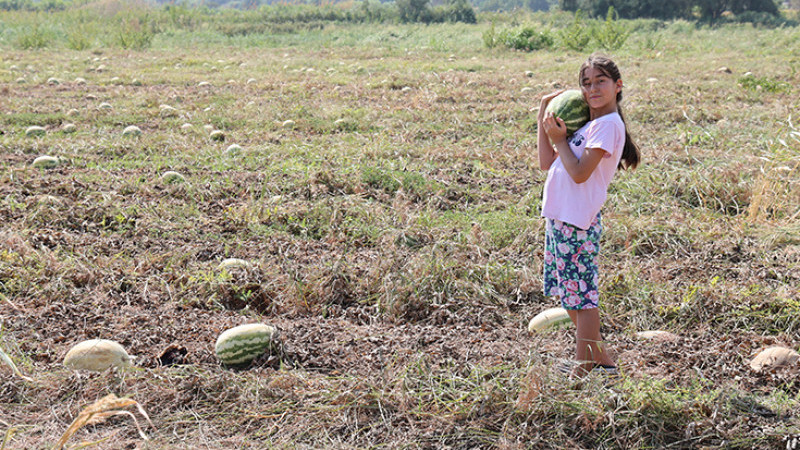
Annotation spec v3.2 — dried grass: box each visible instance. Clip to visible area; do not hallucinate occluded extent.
[55,393,154,450]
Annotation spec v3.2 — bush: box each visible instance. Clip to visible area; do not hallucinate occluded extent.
[592,6,630,50]
[556,10,592,51]
[733,11,798,28]
[441,0,477,24]
[65,20,98,50]
[116,13,156,49]
[397,0,432,23]
[483,21,499,48]
[14,23,54,49]
[498,26,555,51]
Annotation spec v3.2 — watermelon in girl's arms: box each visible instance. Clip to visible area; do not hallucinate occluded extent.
[545,90,590,136]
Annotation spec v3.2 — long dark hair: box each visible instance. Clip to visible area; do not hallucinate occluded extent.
[579,54,640,170]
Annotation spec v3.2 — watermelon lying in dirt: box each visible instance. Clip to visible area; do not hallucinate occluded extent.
[215,323,278,367]
[528,307,572,332]
[545,89,590,136]
[63,339,133,371]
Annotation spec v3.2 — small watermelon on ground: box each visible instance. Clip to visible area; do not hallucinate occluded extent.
[750,346,799,372]
[63,339,133,371]
[25,126,46,137]
[218,258,249,270]
[210,130,225,141]
[544,89,590,136]
[528,307,572,332]
[215,323,278,367]
[161,171,185,184]
[122,125,142,137]
[635,330,679,342]
[32,155,60,169]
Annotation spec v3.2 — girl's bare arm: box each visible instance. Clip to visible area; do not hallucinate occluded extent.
[542,114,604,184]
[537,91,563,171]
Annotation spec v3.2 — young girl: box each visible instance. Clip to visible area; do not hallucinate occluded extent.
[537,54,640,378]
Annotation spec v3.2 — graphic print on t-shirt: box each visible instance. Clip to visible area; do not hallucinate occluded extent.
[570,132,584,148]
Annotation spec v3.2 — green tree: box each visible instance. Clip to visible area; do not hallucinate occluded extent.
[559,0,777,20]
[732,0,779,14]
[397,0,432,22]
[443,0,477,23]
[696,0,779,21]
[526,0,552,10]
[559,0,579,10]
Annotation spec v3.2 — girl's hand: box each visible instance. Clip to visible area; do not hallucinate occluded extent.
[542,112,568,143]
[538,90,565,123]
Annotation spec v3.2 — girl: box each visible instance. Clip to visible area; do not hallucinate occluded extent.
[537,54,640,378]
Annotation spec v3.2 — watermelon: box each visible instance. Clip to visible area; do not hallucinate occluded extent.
[544,90,590,136]
[635,330,679,341]
[25,126,46,137]
[161,171,185,184]
[750,346,799,372]
[217,258,250,271]
[215,323,278,367]
[122,125,142,137]
[32,155,60,169]
[528,307,572,333]
[64,339,133,372]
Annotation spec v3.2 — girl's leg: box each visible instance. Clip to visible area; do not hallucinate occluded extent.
[568,308,615,375]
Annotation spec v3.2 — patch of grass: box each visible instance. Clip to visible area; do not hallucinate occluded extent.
[738,74,791,93]
[13,22,54,49]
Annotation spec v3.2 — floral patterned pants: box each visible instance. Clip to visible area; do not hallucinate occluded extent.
[543,214,602,310]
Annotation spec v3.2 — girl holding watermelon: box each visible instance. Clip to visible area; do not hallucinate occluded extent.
[537,54,640,378]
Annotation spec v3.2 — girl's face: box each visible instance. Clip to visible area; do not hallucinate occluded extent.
[580,66,622,118]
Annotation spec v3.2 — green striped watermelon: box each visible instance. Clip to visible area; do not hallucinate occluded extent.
[215,323,278,367]
[544,89,590,136]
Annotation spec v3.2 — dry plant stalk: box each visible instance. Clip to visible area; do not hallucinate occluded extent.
[2,427,17,450]
[515,366,546,411]
[55,393,154,450]
[0,347,33,382]
[0,293,20,311]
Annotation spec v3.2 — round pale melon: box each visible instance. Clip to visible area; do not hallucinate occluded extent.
[122,125,142,137]
[750,346,799,372]
[159,105,178,117]
[218,258,249,270]
[64,339,133,371]
[215,324,278,367]
[161,171,185,184]
[635,330,679,341]
[210,130,225,141]
[32,155,60,169]
[528,307,572,333]
[25,126,46,137]
[225,144,242,156]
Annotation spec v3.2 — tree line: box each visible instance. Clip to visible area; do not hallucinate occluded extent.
[557,0,781,20]
[0,0,790,26]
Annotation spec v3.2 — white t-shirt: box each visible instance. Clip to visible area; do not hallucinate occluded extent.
[541,112,625,230]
